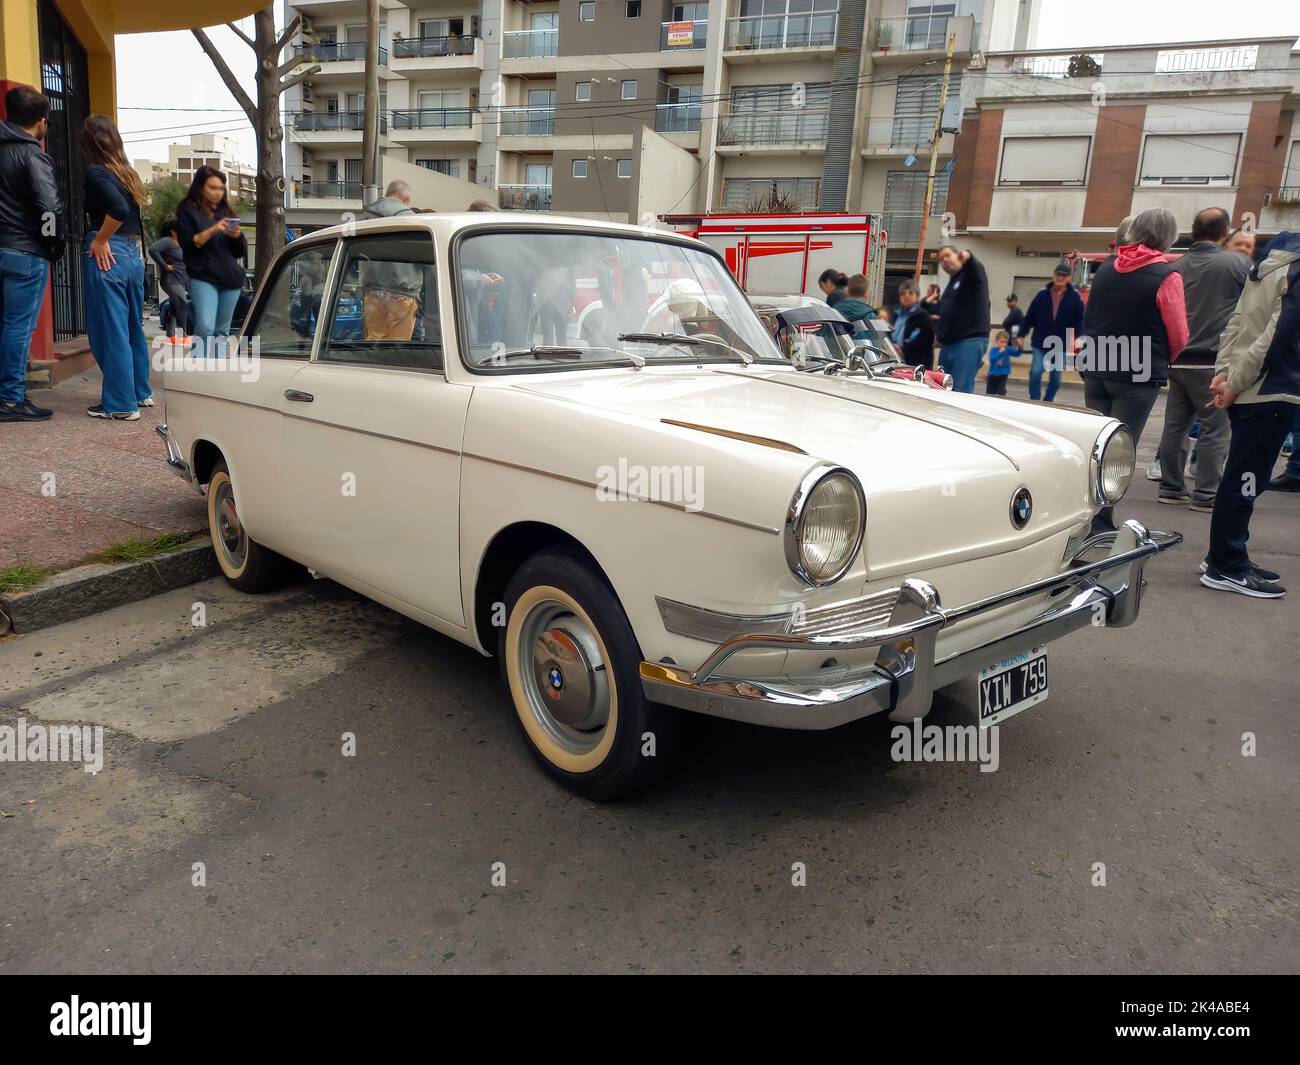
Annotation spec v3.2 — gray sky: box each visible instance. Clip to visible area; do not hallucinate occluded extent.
[117,3,1300,166]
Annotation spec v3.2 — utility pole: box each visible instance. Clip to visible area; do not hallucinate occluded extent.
[360,0,381,205]
[913,31,957,283]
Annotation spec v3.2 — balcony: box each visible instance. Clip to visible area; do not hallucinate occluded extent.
[499,184,552,211]
[660,20,708,51]
[860,116,954,156]
[881,211,948,247]
[724,11,837,53]
[502,28,558,60]
[872,14,973,59]
[392,34,474,59]
[295,41,389,64]
[655,102,701,134]
[1262,186,1300,232]
[498,107,555,137]
[295,179,363,201]
[389,108,481,143]
[293,110,387,134]
[718,110,829,151]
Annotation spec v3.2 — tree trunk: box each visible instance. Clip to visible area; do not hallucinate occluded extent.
[253,8,285,285]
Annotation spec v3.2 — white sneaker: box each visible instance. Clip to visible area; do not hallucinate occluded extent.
[140,397,155,408]
[1145,459,1161,481]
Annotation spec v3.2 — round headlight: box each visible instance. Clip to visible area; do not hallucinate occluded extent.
[1092,424,1136,505]
[785,467,866,586]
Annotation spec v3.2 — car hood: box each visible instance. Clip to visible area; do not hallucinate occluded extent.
[512,366,1098,579]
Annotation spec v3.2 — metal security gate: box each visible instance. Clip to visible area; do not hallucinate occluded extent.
[38,0,90,341]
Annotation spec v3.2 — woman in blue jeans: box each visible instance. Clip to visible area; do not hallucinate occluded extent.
[80,114,151,420]
[176,165,247,358]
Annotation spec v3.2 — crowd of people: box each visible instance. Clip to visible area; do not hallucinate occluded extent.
[820,204,1298,601]
[0,86,248,423]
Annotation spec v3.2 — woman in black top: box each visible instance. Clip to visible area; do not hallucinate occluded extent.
[817,269,848,308]
[81,113,151,419]
[176,165,247,357]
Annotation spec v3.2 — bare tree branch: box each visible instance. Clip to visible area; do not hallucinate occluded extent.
[191,28,257,123]
[277,53,312,81]
[275,14,302,54]
[279,64,321,93]
[226,21,256,49]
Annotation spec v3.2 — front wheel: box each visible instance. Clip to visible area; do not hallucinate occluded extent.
[206,460,289,592]
[500,549,674,800]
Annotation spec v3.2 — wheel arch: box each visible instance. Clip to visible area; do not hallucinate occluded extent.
[191,438,226,486]
[473,521,616,655]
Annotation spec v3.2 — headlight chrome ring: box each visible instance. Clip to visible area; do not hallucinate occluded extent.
[784,465,866,587]
[1091,422,1136,505]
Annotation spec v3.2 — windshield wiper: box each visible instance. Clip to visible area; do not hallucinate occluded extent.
[618,331,754,365]
[490,345,647,370]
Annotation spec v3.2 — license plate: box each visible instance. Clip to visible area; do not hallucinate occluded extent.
[977,646,1048,727]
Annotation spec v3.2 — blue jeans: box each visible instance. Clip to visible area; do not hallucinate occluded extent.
[0,246,50,403]
[189,277,241,358]
[83,234,151,414]
[1028,345,1063,402]
[938,336,984,394]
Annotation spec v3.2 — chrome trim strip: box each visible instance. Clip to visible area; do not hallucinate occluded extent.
[282,411,462,456]
[660,418,808,455]
[641,520,1182,730]
[655,587,901,644]
[461,451,781,535]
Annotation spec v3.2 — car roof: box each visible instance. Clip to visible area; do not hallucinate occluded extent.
[297,212,703,246]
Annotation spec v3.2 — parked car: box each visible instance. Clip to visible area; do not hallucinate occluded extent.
[157,214,1182,799]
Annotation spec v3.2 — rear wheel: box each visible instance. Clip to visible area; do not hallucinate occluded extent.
[206,461,288,592]
[500,549,674,800]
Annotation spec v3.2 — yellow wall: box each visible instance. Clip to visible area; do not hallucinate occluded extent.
[1,0,262,114]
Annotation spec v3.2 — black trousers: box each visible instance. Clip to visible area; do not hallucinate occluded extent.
[985,374,1008,396]
[160,272,190,336]
[1208,402,1295,575]
[1083,376,1162,529]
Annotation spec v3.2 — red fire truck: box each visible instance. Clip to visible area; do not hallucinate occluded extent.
[661,212,887,308]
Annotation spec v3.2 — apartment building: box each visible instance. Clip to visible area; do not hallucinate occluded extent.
[280,0,1032,237]
[943,35,1300,306]
[168,134,258,202]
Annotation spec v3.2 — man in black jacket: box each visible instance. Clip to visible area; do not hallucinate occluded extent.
[935,245,991,393]
[0,85,63,422]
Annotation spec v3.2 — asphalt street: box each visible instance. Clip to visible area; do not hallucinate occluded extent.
[1,421,1297,974]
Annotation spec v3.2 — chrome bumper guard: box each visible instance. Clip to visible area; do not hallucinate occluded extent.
[640,520,1182,730]
[155,423,194,484]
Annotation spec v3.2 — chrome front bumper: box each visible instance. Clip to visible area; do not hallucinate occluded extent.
[155,422,194,484]
[640,520,1182,730]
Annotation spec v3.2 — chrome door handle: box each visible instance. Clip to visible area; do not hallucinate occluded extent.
[284,389,314,402]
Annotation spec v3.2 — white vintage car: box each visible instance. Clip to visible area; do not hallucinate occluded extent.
[157,214,1181,799]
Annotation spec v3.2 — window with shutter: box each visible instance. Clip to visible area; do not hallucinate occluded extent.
[998,136,1091,186]
[1138,133,1240,186]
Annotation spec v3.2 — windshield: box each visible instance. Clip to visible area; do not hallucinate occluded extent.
[456,229,785,369]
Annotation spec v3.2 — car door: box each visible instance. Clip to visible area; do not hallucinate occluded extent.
[201,237,336,555]
[278,230,471,627]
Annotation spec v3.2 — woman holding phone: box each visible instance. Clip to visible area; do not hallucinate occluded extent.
[176,165,247,357]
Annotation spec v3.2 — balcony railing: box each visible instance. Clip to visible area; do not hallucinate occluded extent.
[1011,53,1104,78]
[391,34,476,59]
[293,110,387,133]
[874,14,953,52]
[502,28,558,59]
[725,11,837,51]
[295,42,388,64]
[297,179,363,200]
[655,102,702,133]
[391,108,475,130]
[499,184,552,211]
[881,211,948,247]
[498,106,555,136]
[1155,44,1258,73]
[719,109,829,146]
[659,20,708,50]
[1274,186,1300,205]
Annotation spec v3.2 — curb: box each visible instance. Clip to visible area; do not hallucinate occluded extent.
[0,539,219,635]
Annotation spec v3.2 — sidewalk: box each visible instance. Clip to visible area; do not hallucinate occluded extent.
[0,350,206,571]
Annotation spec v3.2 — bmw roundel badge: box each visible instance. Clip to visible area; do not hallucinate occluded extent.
[1010,488,1033,529]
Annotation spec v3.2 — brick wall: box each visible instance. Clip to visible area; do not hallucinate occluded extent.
[1236,100,1289,232]
[1081,104,1146,231]
[965,108,1003,228]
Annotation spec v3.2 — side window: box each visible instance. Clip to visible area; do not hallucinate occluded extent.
[248,242,336,358]
[319,232,441,371]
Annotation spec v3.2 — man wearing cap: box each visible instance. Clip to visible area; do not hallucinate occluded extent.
[1001,293,1025,351]
[1021,261,1086,402]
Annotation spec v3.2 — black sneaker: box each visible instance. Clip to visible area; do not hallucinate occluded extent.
[86,405,141,421]
[1199,565,1286,599]
[1199,559,1281,583]
[0,398,53,421]
[1268,475,1300,493]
